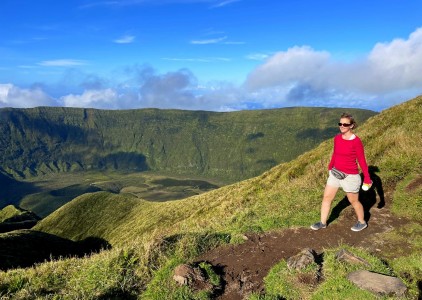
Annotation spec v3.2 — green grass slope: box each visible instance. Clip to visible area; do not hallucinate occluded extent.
[36,96,421,246]
[0,107,376,183]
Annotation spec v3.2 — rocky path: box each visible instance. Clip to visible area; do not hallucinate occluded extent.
[196,194,410,299]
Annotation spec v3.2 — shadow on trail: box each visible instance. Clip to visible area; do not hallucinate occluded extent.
[327,196,350,225]
[359,166,385,222]
[327,165,385,225]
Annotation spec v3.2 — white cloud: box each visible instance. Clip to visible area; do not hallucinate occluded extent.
[211,0,241,8]
[245,53,271,61]
[364,27,422,92]
[114,35,135,44]
[0,83,56,108]
[245,46,331,90]
[38,59,87,67]
[191,36,227,44]
[244,27,422,109]
[115,65,243,111]
[61,89,119,109]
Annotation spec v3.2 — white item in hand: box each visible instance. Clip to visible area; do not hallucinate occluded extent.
[362,182,372,191]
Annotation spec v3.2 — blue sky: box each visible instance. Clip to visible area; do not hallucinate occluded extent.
[1,0,422,111]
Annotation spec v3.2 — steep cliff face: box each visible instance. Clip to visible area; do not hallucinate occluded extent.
[0,106,376,181]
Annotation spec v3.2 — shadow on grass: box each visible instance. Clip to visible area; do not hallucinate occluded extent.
[359,166,385,222]
[0,171,41,208]
[0,230,111,271]
[327,165,384,225]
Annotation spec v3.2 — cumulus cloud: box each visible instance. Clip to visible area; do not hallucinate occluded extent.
[245,46,331,90]
[114,66,247,111]
[136,68,200,109]
[56,67,207,110]
[60,89,120,109]
[364,28,422,92]
[0,83,56,108]
[244,27,422,109]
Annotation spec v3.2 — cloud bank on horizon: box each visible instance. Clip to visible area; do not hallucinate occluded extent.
[1,1,422,112]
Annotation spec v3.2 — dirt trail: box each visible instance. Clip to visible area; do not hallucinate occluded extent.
[196,192,411,300]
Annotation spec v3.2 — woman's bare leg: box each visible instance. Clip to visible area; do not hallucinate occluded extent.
[346,192,365,223]
[321,185,339,224]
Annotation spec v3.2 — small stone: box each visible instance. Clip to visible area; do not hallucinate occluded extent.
[335,249,371,267]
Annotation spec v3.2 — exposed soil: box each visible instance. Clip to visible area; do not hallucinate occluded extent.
[195,190,414,300]
[406,174,422,192]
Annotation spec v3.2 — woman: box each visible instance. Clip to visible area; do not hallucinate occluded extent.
[311,113,372,232]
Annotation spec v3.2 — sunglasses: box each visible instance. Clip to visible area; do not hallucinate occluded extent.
[338,123,352,127]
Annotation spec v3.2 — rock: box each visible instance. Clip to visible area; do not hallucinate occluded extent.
[335,249,371,267]
[173,263,214,292]
[173,264,205,285]
[287,248,316,270]
[173,264,194,285]
[347,270,407,296]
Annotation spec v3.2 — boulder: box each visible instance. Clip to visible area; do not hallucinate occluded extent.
[287,248,316,270]
[347,270,407,296]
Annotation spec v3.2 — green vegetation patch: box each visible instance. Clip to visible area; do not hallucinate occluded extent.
[0,206,23,223]
[391,174,422,221]
[254,245,419,300]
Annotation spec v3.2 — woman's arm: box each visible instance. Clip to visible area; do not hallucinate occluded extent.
[355,138,371,184]
[328,137,336,170]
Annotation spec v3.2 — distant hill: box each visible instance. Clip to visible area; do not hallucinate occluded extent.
[0,106,376,183]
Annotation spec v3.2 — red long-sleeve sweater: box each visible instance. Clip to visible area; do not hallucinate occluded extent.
[328,134,371,184]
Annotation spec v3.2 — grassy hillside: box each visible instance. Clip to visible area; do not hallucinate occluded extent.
[1,96,420,299]
[0,107,376,184]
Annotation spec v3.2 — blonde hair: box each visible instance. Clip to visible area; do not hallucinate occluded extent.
[340,112,357,129]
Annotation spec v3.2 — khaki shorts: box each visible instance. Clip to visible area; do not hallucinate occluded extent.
[327,171,362,193]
